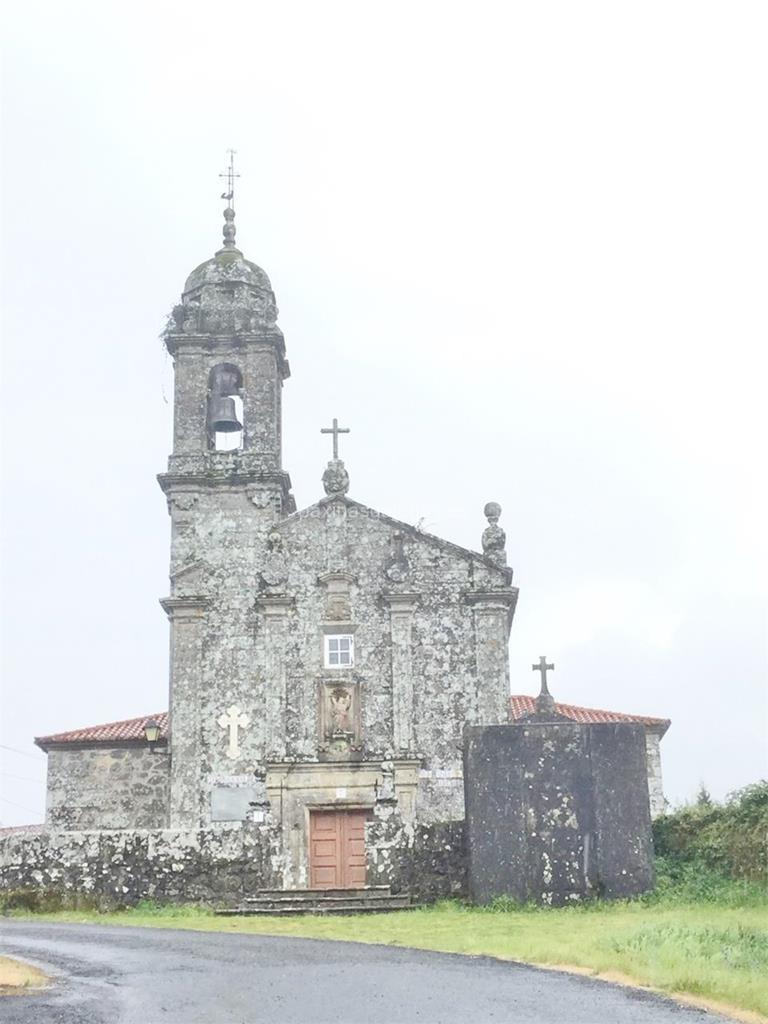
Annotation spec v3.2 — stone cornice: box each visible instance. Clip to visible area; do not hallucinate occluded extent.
[463,588,518,608]
[255,595,295,615]
[160,596,210,620]
[158,467,292,496]
[319,620,358,633]
[317,571,356,585]
[464,587,519,633]
[382,592,421,612]
[163,331,289,377]
[265,758,422,773]
[38,738,169,754]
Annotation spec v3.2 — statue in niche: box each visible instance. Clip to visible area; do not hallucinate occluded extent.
[384,530,410,583]
[259,529,287,594]
[319,681,361,760]
[329,687,352,734]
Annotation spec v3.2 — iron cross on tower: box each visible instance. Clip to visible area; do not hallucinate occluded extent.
[321,418,350,460]
[219,148,240,208]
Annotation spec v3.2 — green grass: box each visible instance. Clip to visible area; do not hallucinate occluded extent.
[6,873,768,1021]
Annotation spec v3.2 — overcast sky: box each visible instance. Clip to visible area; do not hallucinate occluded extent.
[1,1,766,826]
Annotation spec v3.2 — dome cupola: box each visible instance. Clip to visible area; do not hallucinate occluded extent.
[167,163,279,337]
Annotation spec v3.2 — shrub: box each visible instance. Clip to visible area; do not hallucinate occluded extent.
[653,781,768,884]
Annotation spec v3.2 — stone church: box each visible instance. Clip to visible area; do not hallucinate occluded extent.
[14,194,670,899]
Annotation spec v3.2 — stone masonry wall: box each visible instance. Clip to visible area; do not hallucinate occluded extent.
[0,819,464,905]
[366,807,467,899]
[0,824,280,906]
[45,747,170,830]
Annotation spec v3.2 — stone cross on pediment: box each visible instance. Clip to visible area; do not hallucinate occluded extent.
[320,417,350,460]
[218,704,249,760]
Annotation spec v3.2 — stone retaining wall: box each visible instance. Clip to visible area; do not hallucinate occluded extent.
[0,819,467,905]
[0,824,281,905]
[367,811,467,899]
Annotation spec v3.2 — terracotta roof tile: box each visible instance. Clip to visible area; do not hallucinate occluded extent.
[35,712,168,750]
[35,699,670,752]
[510,695,670,734]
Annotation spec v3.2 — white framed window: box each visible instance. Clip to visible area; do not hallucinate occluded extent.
[324,634,354,668]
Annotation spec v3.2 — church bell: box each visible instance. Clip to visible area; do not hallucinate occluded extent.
[208,395,243,433]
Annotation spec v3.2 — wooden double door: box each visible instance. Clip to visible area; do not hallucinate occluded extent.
[309,809,368,889]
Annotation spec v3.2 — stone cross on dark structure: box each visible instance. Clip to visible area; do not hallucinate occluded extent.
[321,418,350,460]
[532,655,556,714]
[532,656,554,689]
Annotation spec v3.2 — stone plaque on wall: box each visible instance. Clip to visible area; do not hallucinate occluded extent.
[211,785,257,822]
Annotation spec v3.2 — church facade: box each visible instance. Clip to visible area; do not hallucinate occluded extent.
[18,201,670,898]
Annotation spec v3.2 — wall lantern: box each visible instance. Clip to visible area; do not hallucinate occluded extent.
[143,718,162,749]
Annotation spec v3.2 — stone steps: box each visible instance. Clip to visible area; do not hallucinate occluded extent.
[216,886,420,916]
[246,886,393,902]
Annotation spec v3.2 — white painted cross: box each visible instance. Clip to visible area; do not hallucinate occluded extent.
[218,704,249,761]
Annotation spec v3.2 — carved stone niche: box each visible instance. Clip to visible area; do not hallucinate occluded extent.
[318,680,361,761]
[317,571,355,623]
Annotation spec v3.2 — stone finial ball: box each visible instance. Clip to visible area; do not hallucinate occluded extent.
[484,501,502,520]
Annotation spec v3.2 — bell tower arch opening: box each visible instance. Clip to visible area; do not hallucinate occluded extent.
[207,363,244,452]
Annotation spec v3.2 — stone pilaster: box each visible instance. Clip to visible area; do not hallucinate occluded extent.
[385,594,420,755]
[465,591,518,725]
[645,728,667,818]
[161,595,209,828]
[257,596,293,759]
[323,497,348,571]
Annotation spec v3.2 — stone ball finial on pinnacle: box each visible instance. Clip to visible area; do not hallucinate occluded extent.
[482,501,507,565]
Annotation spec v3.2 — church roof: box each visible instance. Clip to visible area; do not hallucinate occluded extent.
[35,712,168,751]
[510,695,670,735]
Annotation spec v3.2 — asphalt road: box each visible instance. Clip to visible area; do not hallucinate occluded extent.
[0,921,734,1024]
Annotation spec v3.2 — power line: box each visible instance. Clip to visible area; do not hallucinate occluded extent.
[1,772,45,785]
[0,795,40,815]
[0,743,44,761]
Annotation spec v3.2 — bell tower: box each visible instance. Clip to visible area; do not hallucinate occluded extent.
[159,161,294,828]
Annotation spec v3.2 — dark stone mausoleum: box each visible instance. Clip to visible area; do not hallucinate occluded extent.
[464,715,655,905]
